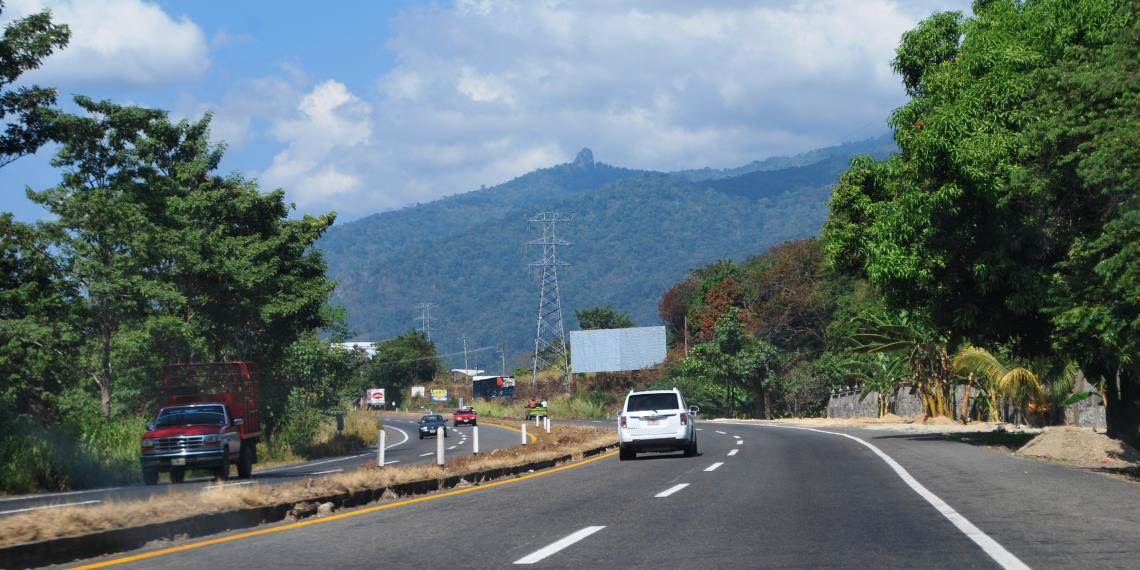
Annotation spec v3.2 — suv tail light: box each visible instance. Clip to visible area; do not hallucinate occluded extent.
[679,412,687,425]
[620,415,627,428]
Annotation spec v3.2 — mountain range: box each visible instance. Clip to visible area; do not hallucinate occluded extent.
[317,134,895,369]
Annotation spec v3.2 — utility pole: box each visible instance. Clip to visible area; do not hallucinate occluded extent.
[462,334,469,374]
[526,212,572,388]
[500,343,506,377]
[462,334,470,405]
[415,302,434,341]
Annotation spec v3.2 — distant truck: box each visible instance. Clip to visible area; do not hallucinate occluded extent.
[139,362,261,485]
[366,388,386,409]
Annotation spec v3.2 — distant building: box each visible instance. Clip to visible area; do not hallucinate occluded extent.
[333,341,377,357]
[449,368,485,381]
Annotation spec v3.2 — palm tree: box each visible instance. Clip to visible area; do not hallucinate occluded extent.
[951,347,1078,425]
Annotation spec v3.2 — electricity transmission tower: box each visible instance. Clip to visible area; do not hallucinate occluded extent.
[415,302,434,341]
[526,212,572,387]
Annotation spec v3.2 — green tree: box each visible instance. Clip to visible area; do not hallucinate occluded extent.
[824,0,1139,442]
[0,2,70,166]
[0,213,80,418]
[29,99,173,413]
[367,331,439,400]
[1023,3,1140,443]
[575,305,634,330]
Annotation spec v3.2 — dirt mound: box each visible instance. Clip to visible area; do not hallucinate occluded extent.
[1017,426,1140,469]
[879,413,910,424]
[924,415,957,426]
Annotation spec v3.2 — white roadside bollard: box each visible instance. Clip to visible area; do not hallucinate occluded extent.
[378,428,386,467]
[521,422,528,445]
[544,416,551,434]
[437,427,445,466]
[535,415,540,428]
[473,425,480,455]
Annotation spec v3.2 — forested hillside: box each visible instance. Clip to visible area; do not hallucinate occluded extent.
[318,138,894,366]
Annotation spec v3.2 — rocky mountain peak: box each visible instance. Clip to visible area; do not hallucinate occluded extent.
[573,147,595,169]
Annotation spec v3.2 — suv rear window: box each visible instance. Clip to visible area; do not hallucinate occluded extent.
[626,393,680,412]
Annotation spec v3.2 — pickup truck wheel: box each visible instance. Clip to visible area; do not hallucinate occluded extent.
[142,468,159,486]
[170,468,186,484]
[237,443,254,478]
[214,464,229,482]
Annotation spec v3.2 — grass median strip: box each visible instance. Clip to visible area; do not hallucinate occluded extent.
[75,450,619,570]
[0,425,613,551]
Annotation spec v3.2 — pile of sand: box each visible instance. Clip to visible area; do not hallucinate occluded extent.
[924,415,958,426]
[1017,426,1140,469]
[878,413,910,424]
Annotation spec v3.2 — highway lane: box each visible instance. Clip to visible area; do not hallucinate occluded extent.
[0,414,520,517]
[70,419,1140,569]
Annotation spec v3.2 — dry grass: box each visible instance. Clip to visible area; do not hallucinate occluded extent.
[0,424,614,548]
[258,409,382,467]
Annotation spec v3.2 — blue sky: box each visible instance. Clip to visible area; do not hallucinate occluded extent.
[2,0,970,223]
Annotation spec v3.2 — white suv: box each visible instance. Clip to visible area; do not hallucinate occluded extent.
[617,388,699,460]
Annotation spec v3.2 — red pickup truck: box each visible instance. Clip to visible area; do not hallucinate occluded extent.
[140,362,261,485]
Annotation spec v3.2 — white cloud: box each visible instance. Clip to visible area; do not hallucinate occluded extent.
[209,0,972,219]
[6,0,209,85]
[259,80,372,208]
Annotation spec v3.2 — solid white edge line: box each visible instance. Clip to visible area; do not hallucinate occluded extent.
[419,452,433,457]
[750,424,1030,570]
[0,487,123,504]
[514,526,606,565]
[727,449,739,456]
[704,462,724,472]
[310,469,344,475]
[655,483,690,498]
[0,499,101,515]
[384,425,410,449]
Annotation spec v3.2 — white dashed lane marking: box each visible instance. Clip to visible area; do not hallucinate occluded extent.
[727,449,739,456]
[655,483,689,498]
[514,526,606,565]
[704,462,724,472]
[715,430,727,435]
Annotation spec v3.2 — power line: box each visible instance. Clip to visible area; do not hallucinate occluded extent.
[414,302,434,341]
[526,211,572,388]
[372,344,498,366]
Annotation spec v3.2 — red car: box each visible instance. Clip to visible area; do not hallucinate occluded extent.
[453,407,477,427]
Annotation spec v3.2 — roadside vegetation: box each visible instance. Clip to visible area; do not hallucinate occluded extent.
[0,5,384,494]
[0,424,615,549]
[649,0,1140,451]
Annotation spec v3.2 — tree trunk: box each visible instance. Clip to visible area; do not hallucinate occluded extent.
[99,320,113,415]
[1105,366,1140,450]
[763,389,772,420]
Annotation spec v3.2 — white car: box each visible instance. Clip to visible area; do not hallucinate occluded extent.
[617,388,699,460]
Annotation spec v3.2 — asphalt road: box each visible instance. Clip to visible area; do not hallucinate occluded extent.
[65,419,1140,569]
[0,413,521,517]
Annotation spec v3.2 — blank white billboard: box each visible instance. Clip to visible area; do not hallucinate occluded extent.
[570,326,667,373]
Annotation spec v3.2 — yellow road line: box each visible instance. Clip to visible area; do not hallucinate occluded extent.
[73,449,617,569]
